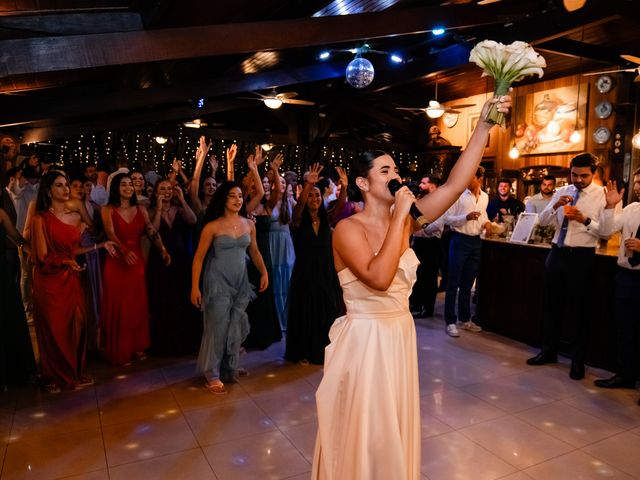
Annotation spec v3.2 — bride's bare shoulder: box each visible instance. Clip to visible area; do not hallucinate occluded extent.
[334,214,366,236]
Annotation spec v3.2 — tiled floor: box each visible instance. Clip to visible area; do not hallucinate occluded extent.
[2,307,640,479]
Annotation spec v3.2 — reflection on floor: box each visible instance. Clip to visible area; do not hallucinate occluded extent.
[2,313,640,480]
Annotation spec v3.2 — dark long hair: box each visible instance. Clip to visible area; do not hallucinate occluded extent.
[298,186,328,230]
[35,171,69,213]
[108,173,138,207]
[350,150,387,202]
[277,176,292,225]
[203,181,247,223]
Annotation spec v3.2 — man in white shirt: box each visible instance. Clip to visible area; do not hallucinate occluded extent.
[525,175,556,214]
[443,167,490,337]
[593,168,640,392]
[526,153,609,380]
[410,175,444,318]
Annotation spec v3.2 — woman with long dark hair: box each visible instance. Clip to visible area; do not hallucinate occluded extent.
[191,181,268,394]
[285,163,343,365]
[32,172,115,391]
[146,179,198,355]
[0,207,36,388]
[267,170,295,331]
[101,173,170,366]
[243,153,283,350]
[312,96,511,479]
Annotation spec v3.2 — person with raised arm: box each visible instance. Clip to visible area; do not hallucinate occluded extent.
[285,164,343,365]
[311,95,511,480]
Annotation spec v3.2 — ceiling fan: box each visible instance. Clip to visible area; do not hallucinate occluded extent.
[242,89,315,109]
[583,54,640,82]
[396,81,475,118]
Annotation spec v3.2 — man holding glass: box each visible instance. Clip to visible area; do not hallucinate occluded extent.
[526,153,609,380]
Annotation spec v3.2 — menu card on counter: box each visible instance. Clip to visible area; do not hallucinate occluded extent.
[509,213,538,244]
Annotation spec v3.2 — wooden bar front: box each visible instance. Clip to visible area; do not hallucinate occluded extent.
[476,238,618,371]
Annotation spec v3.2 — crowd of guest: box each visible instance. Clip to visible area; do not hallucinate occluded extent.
[2,144,640,401]
[0,139,352,393]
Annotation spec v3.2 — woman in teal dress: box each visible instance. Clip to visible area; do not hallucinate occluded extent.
[191,181,269,394]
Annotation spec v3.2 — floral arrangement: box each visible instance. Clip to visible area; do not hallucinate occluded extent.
[469,40,546,125]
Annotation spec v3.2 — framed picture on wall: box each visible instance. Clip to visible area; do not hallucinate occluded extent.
[511,84,588,155]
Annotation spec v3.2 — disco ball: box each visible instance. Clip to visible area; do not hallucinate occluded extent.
[345,57,375,89]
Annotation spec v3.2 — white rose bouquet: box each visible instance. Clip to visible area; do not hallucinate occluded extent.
[469,40,546,126]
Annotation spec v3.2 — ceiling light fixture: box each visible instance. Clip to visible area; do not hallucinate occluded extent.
[154,136,168,145]
[432,27,445,36]
[261,143,273,151]
[184,119,205,128]
[425,100,445,119]
[263,98,283,109]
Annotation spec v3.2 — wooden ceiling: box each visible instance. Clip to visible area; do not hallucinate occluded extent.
[1,0,640,154]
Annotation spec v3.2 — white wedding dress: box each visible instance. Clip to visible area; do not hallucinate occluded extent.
[312,248,421,480]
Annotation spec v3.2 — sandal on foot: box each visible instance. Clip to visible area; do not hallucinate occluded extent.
[205,381,227,395]
[44,383,61,394]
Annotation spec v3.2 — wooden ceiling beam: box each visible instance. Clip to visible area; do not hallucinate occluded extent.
[0,12,142,36]
[535,38,623,66]
[0,62,346,126]
[0,3,529,78]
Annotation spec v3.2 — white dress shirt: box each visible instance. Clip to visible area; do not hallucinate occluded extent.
[538,182,607,248]
[600,202,640,270]
[525,192,553,214]
[444,189,489,236]
[413,213,446,239]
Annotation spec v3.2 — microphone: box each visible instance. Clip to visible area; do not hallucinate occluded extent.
[387,179,429,228]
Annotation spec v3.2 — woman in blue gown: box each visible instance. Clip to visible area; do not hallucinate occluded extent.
[191,181,268,394]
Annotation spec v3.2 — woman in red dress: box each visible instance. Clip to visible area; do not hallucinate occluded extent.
[101,173,171,366]
[31,172,116,392]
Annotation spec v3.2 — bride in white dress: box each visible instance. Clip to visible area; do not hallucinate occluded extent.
[311,95,512,480]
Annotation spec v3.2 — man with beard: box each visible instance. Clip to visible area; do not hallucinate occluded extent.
[526,175,556,214]
[526,153,609,380]
[487,178,524,222]
[410,175,445,318]
[593,168,640,394]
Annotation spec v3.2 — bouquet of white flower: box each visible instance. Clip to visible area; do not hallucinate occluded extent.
[469,40,546,126]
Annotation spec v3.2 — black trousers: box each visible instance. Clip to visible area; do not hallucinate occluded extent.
[614,267,640,381]
[410,236,442,315]
[541,245,596,363]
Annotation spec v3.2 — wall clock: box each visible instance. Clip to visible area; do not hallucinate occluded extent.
[595,75,613,93]
[593,126,611,144]
[594,101,613,119]
[442,112,459,128]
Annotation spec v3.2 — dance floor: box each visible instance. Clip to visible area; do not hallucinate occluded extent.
[2,303,640,479]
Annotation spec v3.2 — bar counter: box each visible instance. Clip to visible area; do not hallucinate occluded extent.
[476,237,618,370]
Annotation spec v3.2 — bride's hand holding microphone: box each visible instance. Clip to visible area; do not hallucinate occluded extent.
[393,185,416,220]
